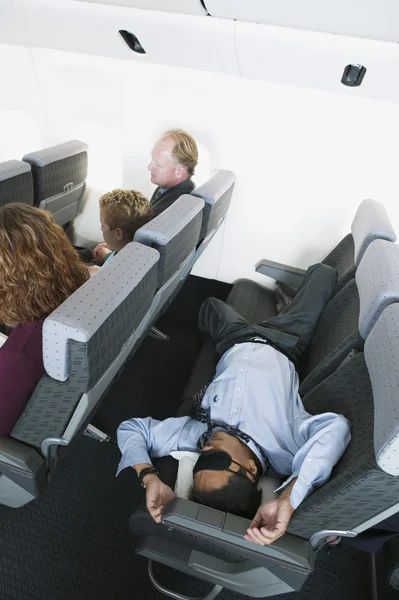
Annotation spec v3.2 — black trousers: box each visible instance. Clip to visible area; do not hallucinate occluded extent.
[342,513,399,553]
[198,263,337,372]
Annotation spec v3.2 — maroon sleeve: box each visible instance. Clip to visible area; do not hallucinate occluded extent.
[0,350,35,436]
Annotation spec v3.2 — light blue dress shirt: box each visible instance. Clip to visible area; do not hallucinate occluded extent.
[103,250,117,265]
[117,342,351,508]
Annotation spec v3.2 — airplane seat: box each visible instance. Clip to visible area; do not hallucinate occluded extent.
[129,241,399,599]
[191,169,235,249]
[237,198,396,320]
[181,236,399,405]
[158,170,236,316]
[133,194,204,334]
[0,242,159,508]
[22,140,88,227]
[0,160,34,207]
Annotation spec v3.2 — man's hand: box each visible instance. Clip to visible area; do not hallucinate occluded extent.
[244,496,294,546]
[145,475,176,523]
[92,242,107,258]
[92,243,112,265]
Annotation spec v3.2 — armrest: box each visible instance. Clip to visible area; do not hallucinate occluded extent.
[255,259,306,288]
[0,436,43,471]
[0,436,46,504]
[162,498,313,573]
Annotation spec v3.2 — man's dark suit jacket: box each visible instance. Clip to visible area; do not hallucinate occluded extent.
[150,179,195,218]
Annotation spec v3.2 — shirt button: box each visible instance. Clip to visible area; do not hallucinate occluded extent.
[240,368,244,372]
[307,457,312,462]
[233,408,237,412]
[237,388,241,392]
[244,356,248,359]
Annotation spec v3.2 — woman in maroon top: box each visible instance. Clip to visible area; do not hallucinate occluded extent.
[0,203,90,436]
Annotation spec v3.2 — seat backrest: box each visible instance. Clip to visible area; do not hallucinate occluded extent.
[299,278,363,396]
[289,304,399,540]
[0,160,34,207]
[10,242,159,449]
[366,304,399,476]
[322,198,396,295]
[134,194,204,297]
[351,198,396,267]
[191,169,235,244]
[22,140,88,226]
[302,236,399,396]
[356,239,399,339]
[321,233,355,294]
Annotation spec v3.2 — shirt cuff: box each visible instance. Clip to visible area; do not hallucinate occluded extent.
[274,475,312,510]
[116,449,152,476]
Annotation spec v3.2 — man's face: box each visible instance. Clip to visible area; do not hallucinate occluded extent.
[100,212,123,252]
[148,137,183,188]
[193,432,257,492]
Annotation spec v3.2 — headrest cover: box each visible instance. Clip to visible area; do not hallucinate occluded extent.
[356,239,399,339]
[43,242,159,381]
[365,304,399,475]
[351,199,396,267]
[0,160,31,182]
[23,140,88,168]
[192,169,236,205]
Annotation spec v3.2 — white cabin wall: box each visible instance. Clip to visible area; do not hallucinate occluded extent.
[0,45,48,161]
[0,42,399,285]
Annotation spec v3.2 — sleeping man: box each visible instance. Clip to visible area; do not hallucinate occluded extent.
[117,263,351,546]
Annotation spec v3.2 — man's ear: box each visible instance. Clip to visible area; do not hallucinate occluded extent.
[115,227,124,241]
[247,459,258,481]
[175,164,185,180]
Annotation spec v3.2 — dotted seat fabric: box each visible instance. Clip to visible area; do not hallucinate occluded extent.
[0,160,34,207]
[226,278,279,322]
[356,239,399,340]
[11,243,159,447]
[135,195,204,289]
[23,140,88,205]
[322,233,356,295]
[288,350,399,539]
[191,170,235,243]
[299,278,363,396]
[364,304,399,475]
[351,198,396,267]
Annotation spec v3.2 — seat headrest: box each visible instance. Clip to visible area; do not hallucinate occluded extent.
[43,242,159,381]
[365,304,399,475]
[356,239,399,339]
[351,199,396,267]
[0,160,34,206]
[192,169,236,205]
[23,140,88,167]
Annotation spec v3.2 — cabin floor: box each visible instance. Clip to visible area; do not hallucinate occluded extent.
[0,276,397,600]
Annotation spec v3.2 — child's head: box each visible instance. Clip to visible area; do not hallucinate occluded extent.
[99,188,152,252]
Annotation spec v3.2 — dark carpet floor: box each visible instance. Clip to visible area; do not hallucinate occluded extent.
[0,276,396,600]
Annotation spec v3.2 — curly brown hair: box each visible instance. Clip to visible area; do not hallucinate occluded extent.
[99,188,152,241]
[0,203,89,325]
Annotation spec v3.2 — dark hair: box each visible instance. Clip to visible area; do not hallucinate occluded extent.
[191,476,262,519]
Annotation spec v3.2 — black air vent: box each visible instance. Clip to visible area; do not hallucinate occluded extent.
[119,30,146,54]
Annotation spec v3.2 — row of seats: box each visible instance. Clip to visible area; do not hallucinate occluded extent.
[129,200,399,598]
[0,140,88,226]
[0,142,235,508]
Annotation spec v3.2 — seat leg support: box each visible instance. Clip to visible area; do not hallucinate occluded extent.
[148,560,223,600]
[84,423,111,443]
[149,326,170,341]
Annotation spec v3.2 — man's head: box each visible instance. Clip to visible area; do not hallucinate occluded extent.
[192,432,263,518]
[148,129,198,189]
[99,188,152,252]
